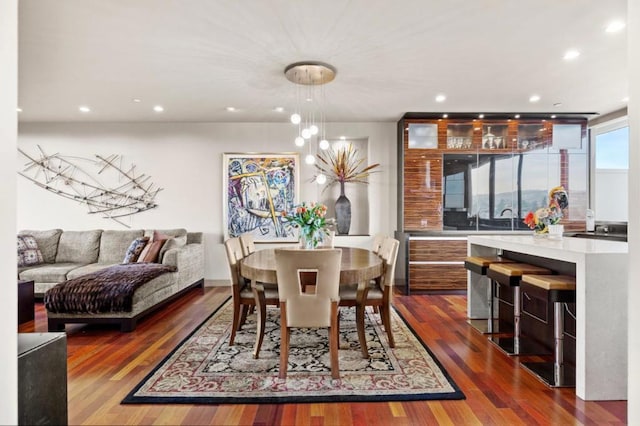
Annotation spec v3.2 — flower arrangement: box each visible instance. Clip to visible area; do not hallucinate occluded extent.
[523,186,568,234]
[314,143,380,190]
[282,201,329,248]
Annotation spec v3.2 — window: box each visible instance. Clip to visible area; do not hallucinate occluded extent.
[444,171,465,208]
[591,120,629,222]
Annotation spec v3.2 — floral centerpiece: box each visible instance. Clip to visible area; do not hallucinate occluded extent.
[523,186,568,235]
[282,201,329,249]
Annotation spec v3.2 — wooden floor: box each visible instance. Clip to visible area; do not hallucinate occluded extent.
[19,286,627,425]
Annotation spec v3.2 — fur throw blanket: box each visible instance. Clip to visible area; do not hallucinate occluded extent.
[45,263,177,314]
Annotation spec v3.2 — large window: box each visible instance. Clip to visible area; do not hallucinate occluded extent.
[592,120,629,222]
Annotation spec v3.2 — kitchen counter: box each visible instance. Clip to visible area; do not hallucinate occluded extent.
[467,235,628,401]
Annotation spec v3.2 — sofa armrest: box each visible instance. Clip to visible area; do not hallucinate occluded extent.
[162,243,204,284]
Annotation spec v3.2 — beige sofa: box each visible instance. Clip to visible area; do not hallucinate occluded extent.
[18,228,204,331]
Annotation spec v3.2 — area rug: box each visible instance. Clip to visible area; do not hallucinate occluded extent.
[122,299,464,404]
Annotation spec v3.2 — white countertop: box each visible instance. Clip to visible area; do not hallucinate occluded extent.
[468,235,627,262]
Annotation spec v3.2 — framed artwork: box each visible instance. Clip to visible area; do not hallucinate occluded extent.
[223,153,299,242]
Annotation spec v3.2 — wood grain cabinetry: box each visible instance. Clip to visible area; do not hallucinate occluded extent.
[407,237,467,292]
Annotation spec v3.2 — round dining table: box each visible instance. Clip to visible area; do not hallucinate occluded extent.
[240,246,384,358]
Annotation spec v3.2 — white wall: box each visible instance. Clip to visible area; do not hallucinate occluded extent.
[1,0,18,423]
[628,0,639,421]
[17,122,397,281]
[594,169,628,221]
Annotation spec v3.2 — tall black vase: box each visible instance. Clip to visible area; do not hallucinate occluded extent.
[335,181,351,235]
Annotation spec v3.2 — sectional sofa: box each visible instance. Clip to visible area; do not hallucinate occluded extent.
[17,228,204,331]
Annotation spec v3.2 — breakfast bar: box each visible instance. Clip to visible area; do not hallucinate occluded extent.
[467,235,628,401]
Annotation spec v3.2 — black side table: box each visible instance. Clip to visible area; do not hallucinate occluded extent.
[18,280,35,324]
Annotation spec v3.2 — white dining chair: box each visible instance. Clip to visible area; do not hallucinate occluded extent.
[275,248,342,379]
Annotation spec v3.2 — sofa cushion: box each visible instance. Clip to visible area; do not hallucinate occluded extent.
[56,230,103,264]
[122,237,150,263]
[66,263,118,280]
[18,229,62,263]
[17,235,44,267]
[144,228,187,239]
[98,230,144,264]
[19,262,87,283]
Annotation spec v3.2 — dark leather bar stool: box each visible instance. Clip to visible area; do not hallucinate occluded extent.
[487,262,552,355]
[520,274,576,387]
[464,256,515,334]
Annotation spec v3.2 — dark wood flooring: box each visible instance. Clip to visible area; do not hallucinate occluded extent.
[19,285,627,425]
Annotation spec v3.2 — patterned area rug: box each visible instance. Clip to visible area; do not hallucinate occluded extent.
[122,299,464,404]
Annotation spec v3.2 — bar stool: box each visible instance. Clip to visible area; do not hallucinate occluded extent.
[487,262,552,355]
[464,256,515,334]
[520,274,576,387]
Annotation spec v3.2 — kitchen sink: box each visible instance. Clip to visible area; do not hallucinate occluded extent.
[566,232,627,242]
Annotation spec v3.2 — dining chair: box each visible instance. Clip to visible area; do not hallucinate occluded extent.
[371,233,386,254]
[275,248,342,379]
[223,237,278,357]
[339,237,400,357]
[239,233,256,257]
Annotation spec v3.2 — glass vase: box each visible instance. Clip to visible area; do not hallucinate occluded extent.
[299,228,322,249]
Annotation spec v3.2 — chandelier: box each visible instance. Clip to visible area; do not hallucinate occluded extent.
[284,61,336,169]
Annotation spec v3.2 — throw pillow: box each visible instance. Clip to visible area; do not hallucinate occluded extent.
[122,237,150,264]
[158,235,187,263]
[17,235,44,267]
[140,239,167,263]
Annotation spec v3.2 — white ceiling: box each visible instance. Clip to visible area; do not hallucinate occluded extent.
[18,0,628,123]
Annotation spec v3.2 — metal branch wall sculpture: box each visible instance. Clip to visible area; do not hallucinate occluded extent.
[18,146,163,227]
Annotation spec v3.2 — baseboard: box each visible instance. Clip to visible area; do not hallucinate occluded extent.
[205,279,229,287]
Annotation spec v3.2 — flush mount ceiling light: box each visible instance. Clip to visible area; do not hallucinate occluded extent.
[285,61,336,151]
[563,49,580,60]
[606,20,626,33]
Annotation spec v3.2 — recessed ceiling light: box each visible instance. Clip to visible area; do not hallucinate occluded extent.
[225,106,235,112]
[514,114,520,119]
[306,98,313,102]
[132,98,141,103]
[563,50,580,60]
[153,105,164,113]
[274,107,284,113]
[551,115,557,119]
[16,107,22,113]
[529,95,541,103]
[442,114,448,118]
[78,106,91,113]
[339,136,346,140]
[622,96,629,102]
[478,114,484,119]
[606,20,626,33]
[435,94,446,103]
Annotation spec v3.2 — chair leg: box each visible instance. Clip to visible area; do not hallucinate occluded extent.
[330,301,340,379]
[379,305,395,348]
[252,285,267,359]
[279,302,289,379]
[356,303,369,359]
[229,299,241,346]
[239,304,249,328]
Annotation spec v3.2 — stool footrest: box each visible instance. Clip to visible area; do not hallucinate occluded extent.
[521,361,575,388]
[489,336,551,356]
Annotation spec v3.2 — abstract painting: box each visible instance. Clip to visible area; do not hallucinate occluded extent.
[223,153,299,242]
